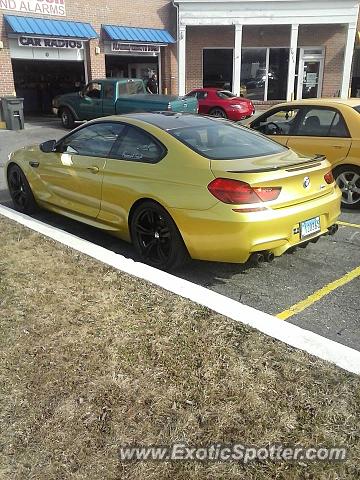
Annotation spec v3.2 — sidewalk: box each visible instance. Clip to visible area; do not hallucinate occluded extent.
[0,117,64,191]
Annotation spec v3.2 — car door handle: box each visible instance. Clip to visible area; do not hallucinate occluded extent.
[29,161,39,168]
[87,166,100,174]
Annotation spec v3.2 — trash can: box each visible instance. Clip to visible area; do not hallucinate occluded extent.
[0,97,24,130]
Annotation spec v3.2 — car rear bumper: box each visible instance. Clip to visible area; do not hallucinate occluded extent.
[227,107,255,121]
[170,186,342,263]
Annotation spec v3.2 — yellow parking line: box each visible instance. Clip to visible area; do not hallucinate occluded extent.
[337,221,360,229]
[277,265,360,321]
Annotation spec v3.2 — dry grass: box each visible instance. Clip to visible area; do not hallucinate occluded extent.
[0,215,359,480]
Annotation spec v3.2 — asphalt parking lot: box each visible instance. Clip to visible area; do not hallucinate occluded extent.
[1,119,359,351]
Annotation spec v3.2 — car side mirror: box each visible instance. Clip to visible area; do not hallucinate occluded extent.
[40,139,57,153]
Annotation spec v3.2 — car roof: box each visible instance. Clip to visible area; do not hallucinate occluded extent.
[95,112,226,131]
[92,78,143,83]
[189,87,220,91]
[273,98,360,108]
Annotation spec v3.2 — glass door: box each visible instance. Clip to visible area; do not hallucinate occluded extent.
[297,49,324,99]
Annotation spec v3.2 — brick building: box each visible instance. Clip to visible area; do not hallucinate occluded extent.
[0,0,178,114]
[0,0,360,116]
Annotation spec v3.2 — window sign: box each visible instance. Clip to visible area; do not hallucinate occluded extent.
[111,43,160,53]
[18,36,83,49]
[0,0,66,16]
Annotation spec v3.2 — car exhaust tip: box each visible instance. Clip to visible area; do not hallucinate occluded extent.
[263,251,275,262]
[248,252,265,266]
[327,224,339,236]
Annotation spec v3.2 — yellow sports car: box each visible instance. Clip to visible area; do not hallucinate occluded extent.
[6,113,341,270]
[248,99,360,209]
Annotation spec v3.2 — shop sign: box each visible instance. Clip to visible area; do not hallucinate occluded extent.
[0,0,65,16]
[18,35,83,49]
[111,42,160,53]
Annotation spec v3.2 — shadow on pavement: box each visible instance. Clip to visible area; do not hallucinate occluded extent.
[0,197,250,288]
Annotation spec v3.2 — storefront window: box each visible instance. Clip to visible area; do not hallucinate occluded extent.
[241,48,289,101]
[241,48,266,100]
[203,49,233,91]
[268,48,289,100]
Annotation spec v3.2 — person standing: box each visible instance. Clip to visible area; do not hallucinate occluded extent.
[146,74,158,94]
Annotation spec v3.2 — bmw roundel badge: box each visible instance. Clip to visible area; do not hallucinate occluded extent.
[303,176,310,189]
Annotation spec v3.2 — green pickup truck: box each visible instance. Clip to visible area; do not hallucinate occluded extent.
[52,78,198,128]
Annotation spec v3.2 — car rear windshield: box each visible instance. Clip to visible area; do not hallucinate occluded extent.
[353,106,360,114]
[170,121,287,160]
[118,80,145,95]
[217,90,237,99]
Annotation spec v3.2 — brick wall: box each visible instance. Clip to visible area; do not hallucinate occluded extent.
[0,20,15,94]
[186,26,234,92]
[243,25,291,48]
[298,25,346,97]
[0,0,177,96]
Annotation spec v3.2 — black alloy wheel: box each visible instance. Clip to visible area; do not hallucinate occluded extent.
[8,165,37,214]
[131,201,188,270]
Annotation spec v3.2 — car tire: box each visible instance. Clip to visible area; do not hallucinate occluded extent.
[60,107,75,129]
[7,164,38,214]
[130,201,189,271]
[333,165,360,210]
[209,107,227,119]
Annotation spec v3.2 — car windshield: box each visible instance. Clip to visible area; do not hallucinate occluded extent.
[170,121,287,159]
[217,90,237,99]
[353,106,360,114]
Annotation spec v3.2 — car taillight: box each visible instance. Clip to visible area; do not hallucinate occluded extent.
[208,178,281,204]
[324,171,334,184]
[254,186,282,201]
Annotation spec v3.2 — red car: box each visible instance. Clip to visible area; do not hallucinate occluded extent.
[186,88,255,121]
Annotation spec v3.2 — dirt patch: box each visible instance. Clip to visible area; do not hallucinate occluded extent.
[0,215,359,479]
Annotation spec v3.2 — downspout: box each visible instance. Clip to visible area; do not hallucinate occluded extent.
[172,0,180,95]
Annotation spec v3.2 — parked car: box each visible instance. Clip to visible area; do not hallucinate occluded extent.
[248,99,360,209]
[52,78,198,129]
[6,113,340,270]
[185,88,254,120]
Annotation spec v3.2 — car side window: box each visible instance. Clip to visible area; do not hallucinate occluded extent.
[83,82,102,99]
[252,108,300,136]
[329,113,349,137]
[103,84,115,99]
[110,126,165,163]
[186,91,197,98]
[197,91,208,100]
[295,108,349,138]
[57,122,124,158]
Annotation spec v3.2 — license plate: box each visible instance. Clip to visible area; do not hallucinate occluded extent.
[300,216,321,239]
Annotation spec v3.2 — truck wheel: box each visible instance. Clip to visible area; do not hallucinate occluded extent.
[60,108,75,129]
[130,201,188,271]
